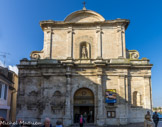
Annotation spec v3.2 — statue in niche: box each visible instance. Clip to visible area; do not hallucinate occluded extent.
[81,45,88,59]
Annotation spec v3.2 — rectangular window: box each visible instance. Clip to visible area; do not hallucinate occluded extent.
[0,83,7,100]
[4,85,7,100]
[1,84,5,99]
[107,111,116,118]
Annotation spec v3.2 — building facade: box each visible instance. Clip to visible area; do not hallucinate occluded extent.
[17,8,153,126]
[0,66,18,121]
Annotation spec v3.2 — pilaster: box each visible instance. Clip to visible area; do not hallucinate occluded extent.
[67,27,74,59]
[44,27,53,59]
[96,26,103,59]
[118,75,126,103]
[96,67,105,126]
[63,66,72,126]
[117,25,124,58]
[118,75,128,124]
[121,26,126,58]
[144,75,152,109]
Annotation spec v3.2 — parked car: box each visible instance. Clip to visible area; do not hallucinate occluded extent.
[158,113,162,121]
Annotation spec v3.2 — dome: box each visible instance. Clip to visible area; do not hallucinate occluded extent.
[64,10,105,23]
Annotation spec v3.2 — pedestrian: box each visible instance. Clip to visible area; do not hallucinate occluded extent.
[144,111,154,127]
[0,117,9,127]
[56,120,62,127]
[42,118,52,127]
[83,112,87,123]
[79,115,85,127]
[145,111,152,121]
[0,117,4,127]
[152,112,159,127]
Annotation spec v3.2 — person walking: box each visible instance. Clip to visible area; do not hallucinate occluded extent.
[152,112,159,127]
[79,115,85,127]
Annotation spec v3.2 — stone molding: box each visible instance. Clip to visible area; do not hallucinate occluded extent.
[126,50,140,59]
[30,51,44,60]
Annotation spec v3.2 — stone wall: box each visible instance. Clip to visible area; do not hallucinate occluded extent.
[41,25,126,60]
[17,59,152,126]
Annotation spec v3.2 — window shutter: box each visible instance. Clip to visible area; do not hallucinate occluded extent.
[4,85,7,100]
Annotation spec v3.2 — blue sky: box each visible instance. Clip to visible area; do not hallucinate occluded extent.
[0,0,162,107]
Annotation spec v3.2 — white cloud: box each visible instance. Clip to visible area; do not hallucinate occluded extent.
[0,60,18,75]
[8,65,18,75]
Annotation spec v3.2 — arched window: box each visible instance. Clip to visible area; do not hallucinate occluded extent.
[80,42,91,59]
[133,91,141,106]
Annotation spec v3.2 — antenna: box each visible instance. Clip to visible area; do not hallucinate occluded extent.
[0,52,10,66]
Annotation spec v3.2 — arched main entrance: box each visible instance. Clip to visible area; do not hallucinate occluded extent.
[73,88,94,123]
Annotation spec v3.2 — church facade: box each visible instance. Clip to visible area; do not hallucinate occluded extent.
[17,8,153,126]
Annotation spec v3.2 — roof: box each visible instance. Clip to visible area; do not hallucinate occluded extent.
[64,9,105,22]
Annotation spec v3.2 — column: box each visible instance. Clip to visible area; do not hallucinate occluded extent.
[96,26,102,58]
[67,27,74,59]
[64,66,72,126]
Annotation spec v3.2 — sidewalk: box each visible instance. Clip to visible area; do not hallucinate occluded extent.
[71,123,144,127]
[158,121,162,127]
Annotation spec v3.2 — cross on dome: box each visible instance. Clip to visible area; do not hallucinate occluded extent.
[82,1,86,10]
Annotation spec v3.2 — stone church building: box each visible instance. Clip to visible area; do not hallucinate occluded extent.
[17,7,153,126]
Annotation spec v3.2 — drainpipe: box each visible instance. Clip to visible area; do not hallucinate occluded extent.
[9,88,17,122]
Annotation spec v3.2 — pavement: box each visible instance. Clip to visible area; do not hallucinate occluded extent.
[158,121,162,127]
[71,123,144,127]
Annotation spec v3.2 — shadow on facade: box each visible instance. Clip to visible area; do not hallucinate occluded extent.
[16,59,152,126]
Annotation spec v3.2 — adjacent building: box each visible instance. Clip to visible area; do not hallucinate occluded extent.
[0,66,18,121]
[17,7,153,126]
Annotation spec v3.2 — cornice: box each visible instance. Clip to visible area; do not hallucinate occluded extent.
[40,19,130,31]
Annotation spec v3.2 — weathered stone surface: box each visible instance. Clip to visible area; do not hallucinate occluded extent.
[18,8,153,126]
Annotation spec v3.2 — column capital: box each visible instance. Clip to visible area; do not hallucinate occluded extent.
[144,75,151,78]
[96,26,103,33]
[67,27,74,34]
[118,75,126,78]
[45,27,53,33]
[117,25,122,32]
